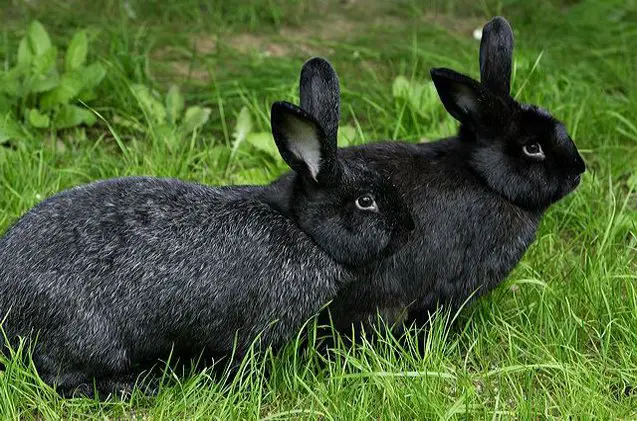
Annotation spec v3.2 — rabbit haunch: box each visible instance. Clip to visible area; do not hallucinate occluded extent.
[0,86,414,398]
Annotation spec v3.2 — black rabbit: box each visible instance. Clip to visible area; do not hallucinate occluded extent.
[0,79,414,398]
[276,17,586,336]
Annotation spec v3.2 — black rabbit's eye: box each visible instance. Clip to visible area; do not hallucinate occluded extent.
[355,194,378,212]
[523,143,545,159]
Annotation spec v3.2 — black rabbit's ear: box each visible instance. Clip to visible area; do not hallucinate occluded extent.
[430,68,486,126]
[271,101,340,185]
[479,16,514,95]
[299,57,340,144]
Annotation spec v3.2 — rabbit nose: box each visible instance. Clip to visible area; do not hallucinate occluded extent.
[574,154,586,174]
[573,150,586,174]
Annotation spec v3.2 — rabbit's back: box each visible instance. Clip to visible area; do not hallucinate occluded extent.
[0,177,343,366]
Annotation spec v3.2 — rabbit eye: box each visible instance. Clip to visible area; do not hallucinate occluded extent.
[355,194,378,212]
[523,143,545,159]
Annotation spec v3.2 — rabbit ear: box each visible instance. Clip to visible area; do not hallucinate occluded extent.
[479,16,514,95]
[299,57,340,144]
[430,68,486,126]
[271,101,340,185]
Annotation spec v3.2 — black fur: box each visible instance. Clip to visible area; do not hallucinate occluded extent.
[479,16,514,95]
[277,17,586,335]
[299,57,341,147]
[0,92,414,398]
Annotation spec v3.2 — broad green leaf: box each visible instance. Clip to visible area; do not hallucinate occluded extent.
[392,75,411,99]
[81,62,107,89]
[182,106,211,133]
[112,115,145,132]
[31,71,60,93]
[131,84,166,124]
[0,113,24,143]
[74,62,107,103]
[0,68,23,96]
[27,21,52,56]
[166,85,185,125]
[78,89,98,102]
[32,46,58,75]
[65,31,88,72]
[54,104,96,129]
[338,124,358,146]
[17,37,32,66]
[0,95,13,114]
[231,106,252,152]
[27,108,50,128]
[246,131,279,159]
[40,73,85,109]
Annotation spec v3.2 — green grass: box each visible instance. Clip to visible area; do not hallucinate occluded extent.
[1,0,636,418]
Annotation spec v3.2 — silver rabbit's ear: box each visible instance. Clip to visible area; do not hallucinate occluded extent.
[271,101,341,186]
[299,57,341,145]
[479,16,514,95]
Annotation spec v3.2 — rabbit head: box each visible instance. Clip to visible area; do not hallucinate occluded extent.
[271,58,415,268]
[431,17,586,211]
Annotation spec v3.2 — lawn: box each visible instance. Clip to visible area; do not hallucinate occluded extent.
[1,0,636,418]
